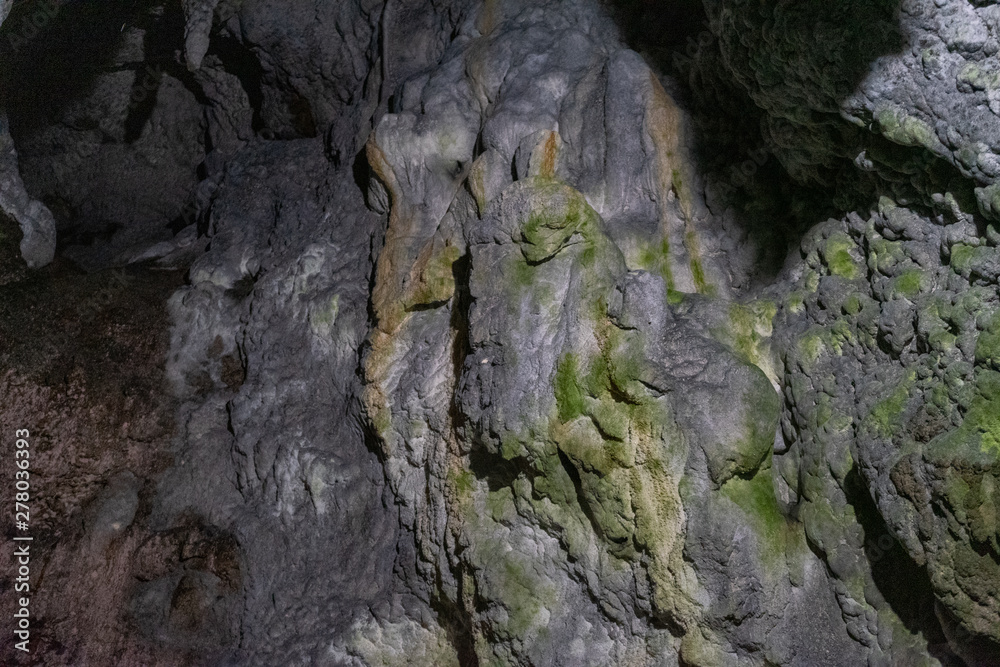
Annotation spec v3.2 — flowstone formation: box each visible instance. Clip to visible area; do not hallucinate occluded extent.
[1,0,999,665]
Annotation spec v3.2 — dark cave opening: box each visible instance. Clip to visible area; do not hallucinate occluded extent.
[0,0,327,274]
[0,0,207,268]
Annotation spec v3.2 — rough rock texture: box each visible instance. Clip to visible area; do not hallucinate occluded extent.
[0,227,195,665]
[1,0,999,665]
[0,116,56,268]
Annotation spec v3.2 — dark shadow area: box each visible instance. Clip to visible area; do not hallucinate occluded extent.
[0,0,146,137]
[603,0,708,79]
[0,0,226,267]
[467,446,534,493]
[843,465,965,666]
[602,0,920,279]
[123,2,190,143]
[430,592,480,667]
[205,31,267,135]
[936,603,1000,667]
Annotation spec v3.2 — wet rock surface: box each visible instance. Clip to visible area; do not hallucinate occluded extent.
[1,0,999,665]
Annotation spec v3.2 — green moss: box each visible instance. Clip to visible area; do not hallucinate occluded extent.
[843,294,863,316]
[712,301,779,388]
[867,373,915,438]
[546,325,695,618]
[498,558,554,638]
[823,233,861,280]
[499,433,525,461]
[554,354,587,422]
[894,269,923,298]
[948,244,997,280]
[520,183,597,263]
[685,229,714,296]
[869,238,906,276]
[976,313,1000,369]
[950,243,976,275]
[930,330,958,354]
[735,302,776,357]
[958,63,1000,92]
[509,253,534,289]
[797,332,826,368]
[451,468,476,497]
[875,105,939,150]
[637,238,675,291]
[604,333,645,400]
[589,396,629,442]
[786,291,806,314]
[486,487,516,523]
[720,465,787,566]
[923,376,1000,465]
[804,270,820,292]
[530,449,578,506]
[409,245,461,307]
[578,238,598,268]
[976,183,1000,221]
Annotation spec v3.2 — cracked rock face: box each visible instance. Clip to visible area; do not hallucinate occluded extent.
[1,0,999,665]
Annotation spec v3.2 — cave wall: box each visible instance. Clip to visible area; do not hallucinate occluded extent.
[0,0,998,665]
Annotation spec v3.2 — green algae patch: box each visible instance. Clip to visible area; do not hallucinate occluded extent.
[507,251,536,290]
[795,331,826,371]
[407,244,462,308]
[554,354,587,423]
[893,269,923,298]
[685,229,714,296]
[720,466,787,565]
[637,238,675,291]
[450,467,476,500]
[866,372,916,438]
[545,322,698,625]
[976,183,1000,221]
[976,312,1000,370]
[497,558,557,639]
[949,243,997,280]
[794,321,856,372]
[927,371,1000,460]
[875,105,940,151]
[868,237,906,276]
[843,294,863,316]
[959,63,1000,92]
[940,468,999,552]
[786,291,806,314]
[518,181,599,264]
[715,300,779,388]
[822,232,861,280]
[950,244,976,276]
[464,515,561,648]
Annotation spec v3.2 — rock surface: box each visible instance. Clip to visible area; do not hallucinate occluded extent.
[1,0,999,665]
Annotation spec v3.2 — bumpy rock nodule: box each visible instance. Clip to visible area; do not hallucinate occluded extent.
[1,0,999,664]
